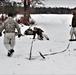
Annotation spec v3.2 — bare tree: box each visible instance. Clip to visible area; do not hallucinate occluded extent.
[21,0,44,25]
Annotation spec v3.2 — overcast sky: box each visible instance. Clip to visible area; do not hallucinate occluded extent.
[10,0,76,8]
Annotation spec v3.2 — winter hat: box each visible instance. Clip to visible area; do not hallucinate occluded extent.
[8,12,13,17]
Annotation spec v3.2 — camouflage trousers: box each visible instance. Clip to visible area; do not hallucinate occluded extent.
[70,27,76,39]
[4,33,15,51]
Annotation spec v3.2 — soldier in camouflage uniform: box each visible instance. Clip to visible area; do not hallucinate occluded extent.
[69,11,76,41]
[0,12,21,57]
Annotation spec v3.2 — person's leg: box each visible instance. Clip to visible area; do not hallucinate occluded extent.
[33,31,36,39]
[4,34,12,51]
[4,33,15,56]
[39,33,43,40]
[73,28,76,39]
[70,27,74,39]
[42,33,49,40]
[10,33,15,49]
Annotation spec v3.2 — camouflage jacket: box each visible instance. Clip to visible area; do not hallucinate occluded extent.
[0,17,21,34]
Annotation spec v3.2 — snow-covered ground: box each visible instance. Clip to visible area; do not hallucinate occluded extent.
[0,14,76,74]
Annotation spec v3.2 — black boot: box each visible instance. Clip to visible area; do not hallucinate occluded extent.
[69,39,76,41]
[7,49,14,57]
[47,38,49,40]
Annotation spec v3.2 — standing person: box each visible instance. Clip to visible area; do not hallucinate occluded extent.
[69,11,76,41]
[0,12,22,57]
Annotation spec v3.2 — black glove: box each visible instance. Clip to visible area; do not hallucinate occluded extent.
[0,32,2,36]
[18,34,22,38]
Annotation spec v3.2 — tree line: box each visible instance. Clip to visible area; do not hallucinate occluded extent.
[31,7,75,14]
[0,1,76,14]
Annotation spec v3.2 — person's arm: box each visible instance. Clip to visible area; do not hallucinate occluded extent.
[33,31,36,39]
[72,17,74,27]
[15,21,21,34]
[0,23,4,36]
[15,21,22,38]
